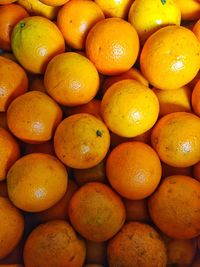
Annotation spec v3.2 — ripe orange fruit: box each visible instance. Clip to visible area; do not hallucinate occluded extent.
[86,18,139,75]
[128,0,181,44]
[106,141,161,199]
[107,222,167,267]
[36,179,78,222]
[25,141,55,155]
[148,175,200,239]
[0,4,29,51]
[0,56,28,112]
[68,182,126,242]
[40,0,69,6]
[152,86,192,117]
[151,112,200,167]
[101,79,159,137]
[175,0,200,21]
[164,237,196,266]
[73,160,106,186]
[11,16,65,74]
[7,153,68,212]
[140,26,200,90]
[54,113,110,169]
[123,198,150,222]
[17,0,59,20]
[44,52,99,106]
[193,19,200,41]
[94,0,133,18]
[85,240,106,265]
[7,91,62,143]
[23,220,86,267]
[192,80,200,116]
[57,0,104,50]
[0,127,20,181]
[0,197,24,259]
[102,67,149,94]
[193,162,200,182]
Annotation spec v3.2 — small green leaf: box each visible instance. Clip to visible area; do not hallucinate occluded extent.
[161,0,166,4]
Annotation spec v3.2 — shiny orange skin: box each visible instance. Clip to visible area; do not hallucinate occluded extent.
[140,26,200,90]
[106,142,162,200]
[25,141,55,155]
[23,220,86,267]
[68,182,126,242]
[36,179,78,222]
[39,0,70,6]
[11,16,65,74]
[7,153,68,212]
[123,198,150,222]
[193,162,200,182]
[0,197,24,259]
[176,0,200,21]
[0,127,20,181]
[0,56,28,112]
[101,79,159,138]
[193,19,200,42]
[151,112,200,167]
[85,240,106,265]
[86,18,140,75]
[44,52,100,106]
[148,175,200,239]
[0,4,29,51]
[7,91,62,143]
[54,113,110,169]
[57,0,104,50]
[107,222,167,267]
[192,80,200,116]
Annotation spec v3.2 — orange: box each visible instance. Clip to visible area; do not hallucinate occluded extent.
[40,0,69,6]
[25,141,55,155]
[85,240,106,265]
[101,79,159,137]
[54,113,110,169]
[0,127,20,181]
[17,0,59,20]
[36,179,78,222]
[128,0,181,44]
[73,160,106,186]
[164,237,196,266]
[193,19,200,41]
[175,0,200,21]
[152,86,192,117]
[193,162,200,182]
[86,18,139,75]
[0,197,24,259]
[0,239,24,265]
[44,52,100,106]
[151,112,200,167]
[0,56,28,112]
[63,99,102,120]
[7,153,68,212]
[162,162,193,178]
[106,141,161,200]
[29,75,46,93]
[68,182,126,242]
[7,91,62,143]
[0,181,8,197]
[0,0,17,4]
[94,0,133,19]
[192,80,200,116]
[102,67,149,94]
[140,26,200,90]
[23,220,86,267]
[57,0,104,50]
[0,4,29,51]
[107,222,167,267]
[123,198,150,222]
[11,16,65,74]
[148,175,200,239]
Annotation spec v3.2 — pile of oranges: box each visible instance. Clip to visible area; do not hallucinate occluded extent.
[0,0,200,266]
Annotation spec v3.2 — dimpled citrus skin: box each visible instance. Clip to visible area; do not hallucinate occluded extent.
[148,175,200,239]
[101,79,159,137]
[11,16,65,74]
[140,26,200,90]
[54,113,110,169]
[151,112,200,167]
[7,153,68,212]
[39,0,69,6]
[86,18,140,75]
